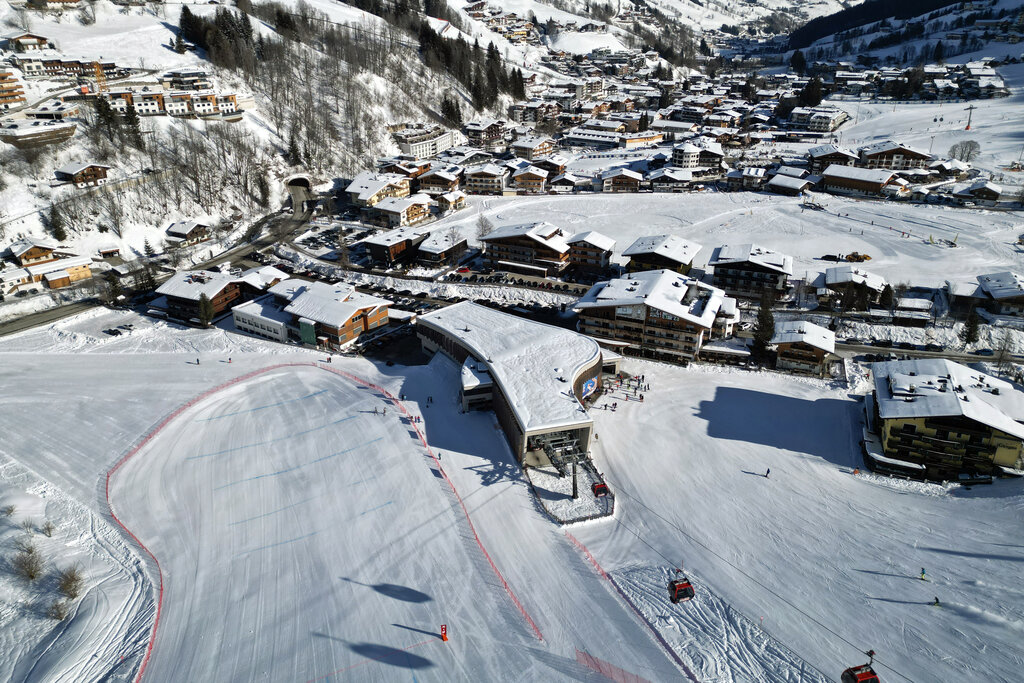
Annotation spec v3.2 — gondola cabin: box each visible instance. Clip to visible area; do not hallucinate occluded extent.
[841,664,880,683]
[592,482,609,497]
[668,577,695,603]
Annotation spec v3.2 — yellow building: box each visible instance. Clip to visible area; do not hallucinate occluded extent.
[870,359,1024,479]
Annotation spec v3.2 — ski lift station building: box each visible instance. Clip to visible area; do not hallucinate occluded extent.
[416,301,619,462]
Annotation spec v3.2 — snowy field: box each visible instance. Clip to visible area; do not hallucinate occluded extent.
[1,309,1022,682]
[448,192,1024,288]
[578,361,1024,683]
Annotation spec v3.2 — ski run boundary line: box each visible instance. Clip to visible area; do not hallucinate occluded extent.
[105,361,542,683]
[565,531,701,682]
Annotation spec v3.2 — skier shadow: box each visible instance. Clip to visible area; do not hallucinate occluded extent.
[311,633,434,670]
[339,577,433,602]
[854,569,922,581]
[920,546,1024,563]
[868,596,935,605]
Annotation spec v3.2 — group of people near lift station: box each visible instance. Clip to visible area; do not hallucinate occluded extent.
[598,373,651,411]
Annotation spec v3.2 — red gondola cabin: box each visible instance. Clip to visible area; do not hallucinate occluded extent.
[669,577,695,603]
[592,482,609,497]
[841,664,880,683]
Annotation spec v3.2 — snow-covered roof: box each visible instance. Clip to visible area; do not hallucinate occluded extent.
[481,221,570,253]
[417,302,598,433]
[25,255,92,277]
[708,243,792,276]
[464,163,508,177]
[345,172,407,202]
[55,161,109,176]
[872,359,1024,440]
[822,164,897,185]
[623,235,702,266]
[766,174,813,191]
[363,225,431,248]
[156,269,237,302]
[510,135,554,150]
[896,297,933,312]
[601,168,643,181]
[859,139,930,159]
[567,230,615,252]
[375,193,431,215]
[418,229,466,255]
[648,167,693,182]
[513,165,548,179]
[270,279,391,328]
[8,237,58,258]
[771,320,835,354]
[237,265,287,290]
[774,165,807,178]
[574,269,729,330]
[166,220,208,237]
[978,272,1024,301]
[807,143,856,159]
[464,119,500,132]
[232,295,293,326]
[825,265,886,292]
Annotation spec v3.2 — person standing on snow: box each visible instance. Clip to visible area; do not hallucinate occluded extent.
[765,468,770,479]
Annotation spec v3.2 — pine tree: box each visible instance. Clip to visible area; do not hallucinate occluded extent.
[879,284,894,311]
[256,172,271,209]
[752,290,776,357]
[790,49,806,75]
[174,33,187,54]
[47,205,67,242]
[123,105,144,150]
[198,293,215,327]
[286,131,302,166]
[143,238,155,258]
[960,309,980,347]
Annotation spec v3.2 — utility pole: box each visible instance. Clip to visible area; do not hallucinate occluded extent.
[964,104,977,130]
[572,459,578,499]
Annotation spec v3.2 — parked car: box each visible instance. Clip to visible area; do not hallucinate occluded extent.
[974,348,995,356]
[897,342,916,350]
[845,337,863,345]
[924,343,944,352]
[871,339,893,348]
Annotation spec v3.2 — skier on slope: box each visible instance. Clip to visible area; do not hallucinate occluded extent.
[765,468,770,479]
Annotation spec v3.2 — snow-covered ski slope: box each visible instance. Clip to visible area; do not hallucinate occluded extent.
[577,361,1024,683]
[1,309,1023,681]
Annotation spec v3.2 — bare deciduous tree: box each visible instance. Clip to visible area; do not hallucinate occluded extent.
[948,140,981,163]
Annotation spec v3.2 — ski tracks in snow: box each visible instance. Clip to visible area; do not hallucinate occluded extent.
[611,565,832,683]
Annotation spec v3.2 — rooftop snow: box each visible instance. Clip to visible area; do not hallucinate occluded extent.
[977,272,1024,301]
[872,359,1024,440]
[623,235,702,266]
[270,279,390,329]
[417,302,597,433]
[482,222,570,253]
[709,243,793,276]
[771,320,835,354]
[825,265,887,292]
[574,269,728,329]
[55,161,109,176]
[156,269,237,302]
[8,237,58,258]
[822,165,897,184]
[566,230,615,252]
[807,143,856,159]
